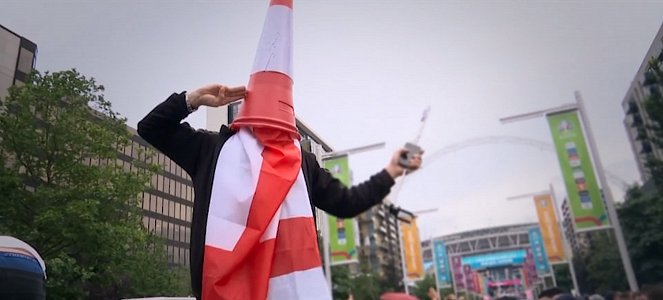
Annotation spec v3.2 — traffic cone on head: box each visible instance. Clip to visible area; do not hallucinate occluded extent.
[231,0,300,139]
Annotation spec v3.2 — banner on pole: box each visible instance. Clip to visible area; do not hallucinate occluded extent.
[323,155,359,264]
[547,111,609,230]
[433,240,452,287]
[528,227,551,274]
[401,218,424,280]
[533,194,566,263]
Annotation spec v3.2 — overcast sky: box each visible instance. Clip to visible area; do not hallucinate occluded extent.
[2,0,663,239]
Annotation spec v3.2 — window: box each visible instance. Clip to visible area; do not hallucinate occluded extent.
[174,203,180,220]
[175,182,181,198]
[142,194,149,210]
[168,179,175,196]
[16,48,34,74]
[162,199,169,216]
[157,175,163,191]
[150,195,156,212]
[174,225,181,242]
[156,197,163,215]
[168,201,175,218]
[156,220,162,237]
[185,227,191,242]
[228,102,242,123]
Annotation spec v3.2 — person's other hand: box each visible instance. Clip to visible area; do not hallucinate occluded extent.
[385,148,423,178]
[188,84,246,109]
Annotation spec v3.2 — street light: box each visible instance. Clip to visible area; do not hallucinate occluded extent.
[506,185,580,295]
[500,91,639,292]
[312,141,385,290]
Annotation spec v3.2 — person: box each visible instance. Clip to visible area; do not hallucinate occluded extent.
[539,288,564,300]
[588,294,605,300]
[445,294,458,300]
[137,84,423,299]
[427,287,440,300]
[0,236,47,299]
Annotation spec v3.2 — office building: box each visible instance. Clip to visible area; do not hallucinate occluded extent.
[357,203,404,282]
[1,24,37,100]
[622,23,663,182]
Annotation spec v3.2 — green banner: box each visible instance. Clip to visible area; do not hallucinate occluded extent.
[547,111,608,230]
[323,155,358,264]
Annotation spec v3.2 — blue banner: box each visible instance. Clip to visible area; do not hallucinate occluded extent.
[528,228,551,274]
[433,240,452,287]
[461,250,526,269]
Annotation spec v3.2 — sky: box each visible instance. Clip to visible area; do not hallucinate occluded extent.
[2,0,663,239]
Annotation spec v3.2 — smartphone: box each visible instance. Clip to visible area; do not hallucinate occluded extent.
[398,142,423,168]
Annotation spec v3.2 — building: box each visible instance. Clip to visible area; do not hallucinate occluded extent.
[124,128,195,266]
[622,23,663,182]
[422,223,554,298]
[357,203,403,283]
[0,24,37,100]
[0,24,192,267]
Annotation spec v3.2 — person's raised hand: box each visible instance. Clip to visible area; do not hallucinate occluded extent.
[385,148,423,178]
[188,84,246,109]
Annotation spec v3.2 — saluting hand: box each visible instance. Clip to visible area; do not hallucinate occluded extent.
[187,84,247,109]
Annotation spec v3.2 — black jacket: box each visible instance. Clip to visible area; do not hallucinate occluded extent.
[137,92,395,298]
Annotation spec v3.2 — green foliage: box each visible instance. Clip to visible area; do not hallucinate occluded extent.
[552,264,572,292]
[580,183,663,292]
[620,186,663,286]
[581,232,628,293]
[0,70,189,299]
[411,274,437,300]
[331,265,390,300]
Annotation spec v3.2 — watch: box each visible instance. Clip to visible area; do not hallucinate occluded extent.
[185,93,198,113]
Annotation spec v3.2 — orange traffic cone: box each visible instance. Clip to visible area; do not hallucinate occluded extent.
[231,0,300,138]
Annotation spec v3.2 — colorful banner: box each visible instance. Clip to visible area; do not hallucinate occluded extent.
[464,265,474,291]
[433,240,452,287]
[451,256,465,290]
[547,111,609,230]
[533,194,566,263]
[528,228,551,274]
[401,218,425,280]
[323,156,358,264]
[461,250,526,269]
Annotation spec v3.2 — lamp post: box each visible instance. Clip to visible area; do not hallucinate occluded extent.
[506,186,579,295]
[313,142,386,290]
[389,205,439,294]
[500,91,638,292]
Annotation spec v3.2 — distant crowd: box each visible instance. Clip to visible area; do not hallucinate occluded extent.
[534,286,663,300]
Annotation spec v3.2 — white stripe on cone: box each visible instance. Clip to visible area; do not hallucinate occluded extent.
[252,5,293,77]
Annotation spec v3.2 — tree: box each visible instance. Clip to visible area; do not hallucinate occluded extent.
[581,232,628,294]
[0,70,188,299]
[619,186,663,286]
[331,265,384,300]
[411,274,437,300]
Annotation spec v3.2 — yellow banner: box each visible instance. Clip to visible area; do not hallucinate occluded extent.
[401,218,424,280]
[533,195,566,263]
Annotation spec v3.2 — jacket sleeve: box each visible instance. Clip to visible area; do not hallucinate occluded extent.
[137,92,216,177]
[307,153,395,218]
